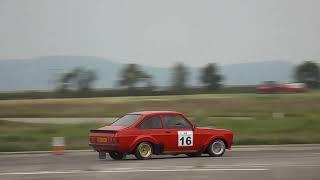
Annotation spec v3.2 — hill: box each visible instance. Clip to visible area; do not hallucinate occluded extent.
[0,56,294,91]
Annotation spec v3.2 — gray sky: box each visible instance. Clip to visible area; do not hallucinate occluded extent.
[0,0,319,67]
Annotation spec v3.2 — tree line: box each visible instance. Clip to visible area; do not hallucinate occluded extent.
[57,62,223,92]
[57,61,320,92]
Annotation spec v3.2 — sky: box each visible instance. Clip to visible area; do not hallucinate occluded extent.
[0,0,319,67]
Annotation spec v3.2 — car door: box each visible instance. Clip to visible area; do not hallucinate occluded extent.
[136,115,168,148]
[161,114,197,152]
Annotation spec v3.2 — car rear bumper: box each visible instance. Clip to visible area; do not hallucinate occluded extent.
[89,143,120,152]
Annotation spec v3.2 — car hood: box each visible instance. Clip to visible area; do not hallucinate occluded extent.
[197,127,233,133]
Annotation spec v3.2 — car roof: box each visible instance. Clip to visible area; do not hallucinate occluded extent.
[128,111,182,115]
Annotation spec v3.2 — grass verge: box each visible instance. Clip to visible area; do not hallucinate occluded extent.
[0,92,320,118]
[0,120,104,152]
[1,114,320,152]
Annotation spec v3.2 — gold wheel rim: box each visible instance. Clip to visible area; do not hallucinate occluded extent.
[138,143,152,158]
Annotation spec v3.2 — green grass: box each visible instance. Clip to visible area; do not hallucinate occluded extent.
[193,114,320,145]
[1,114,320,152]
[0,92,320,118]
[1,92,320,151]
[0,120,104,152]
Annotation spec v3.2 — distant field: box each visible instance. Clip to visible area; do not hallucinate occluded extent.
[0,92,319,118]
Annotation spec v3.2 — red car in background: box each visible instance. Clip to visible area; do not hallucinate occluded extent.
[89,111,233,160]
[283,83,306,92]
[256,81,306,93]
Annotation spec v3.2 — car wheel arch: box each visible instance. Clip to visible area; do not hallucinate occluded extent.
[129,136,157,153]
[206,136,228,150]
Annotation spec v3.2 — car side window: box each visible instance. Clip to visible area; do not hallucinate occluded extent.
[163,115,192,129]
[138,116,162,129]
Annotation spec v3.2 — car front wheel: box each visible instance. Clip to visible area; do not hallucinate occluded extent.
[135,142,153,160]
[109,151,126,160]
[208,139,226,157]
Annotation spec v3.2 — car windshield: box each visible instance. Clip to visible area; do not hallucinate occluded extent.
[111,114,141,127]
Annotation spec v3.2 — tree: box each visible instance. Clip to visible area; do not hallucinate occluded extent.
[58,67,97,91]
[118,64,151,89]
[76,69,97,91]
[59,71,77,91]
[294,61,320,88]
[200,63,223,90]
[171,63,188,90]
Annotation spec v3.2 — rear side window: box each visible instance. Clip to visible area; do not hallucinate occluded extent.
[163,115,192,129]
[111,114,141,127]
[138,116,162,129]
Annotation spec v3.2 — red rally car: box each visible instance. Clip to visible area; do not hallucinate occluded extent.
[89,111,233,160]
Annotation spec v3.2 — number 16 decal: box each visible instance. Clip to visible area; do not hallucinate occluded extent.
[178,131,193,146]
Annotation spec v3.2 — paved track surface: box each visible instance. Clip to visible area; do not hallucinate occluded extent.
[0,145,319,180]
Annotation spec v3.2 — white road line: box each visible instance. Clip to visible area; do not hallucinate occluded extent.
[237,163,272,166]
[203,165,266,168]
[204,163,271,166]
[0,168,269,176]
[274,164,320,167]
[153,166,194,169]
[109,168,134,170]
[0,171,81,175]
[96,168,269,173]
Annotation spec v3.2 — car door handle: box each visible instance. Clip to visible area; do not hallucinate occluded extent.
[165,131,171,133]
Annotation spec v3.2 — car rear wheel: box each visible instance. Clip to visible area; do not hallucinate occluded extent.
[135,142,153,160]
[208,139,226,157]
[98,152,106,159]
[109,151,126,160]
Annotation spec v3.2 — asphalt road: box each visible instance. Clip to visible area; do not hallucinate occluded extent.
[0,145,319,180]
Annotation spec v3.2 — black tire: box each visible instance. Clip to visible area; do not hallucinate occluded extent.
[208,139,226,157]
[109,151,126,160]
[134,142,153,160]
[186,153,201,157]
